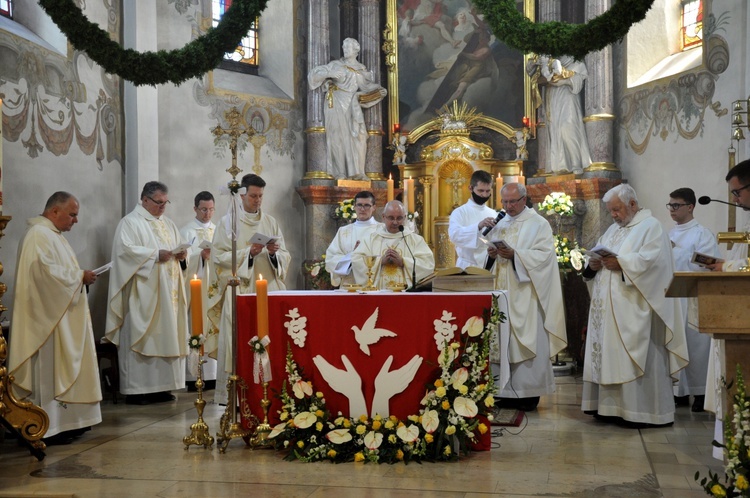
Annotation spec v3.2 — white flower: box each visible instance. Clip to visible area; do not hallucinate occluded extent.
[364,431,383,449]
[396,424,420,443]
[293,411,317,429]
[293,380,313,399]
[268,422,287,439]
[451,367,469,387]
[311,265,320,277]
[326,429,353,444]
[570,248,583,271]
[421,409,440,433]
[438,347,458,367]
[454,397,478,418]
[461,316,484,337]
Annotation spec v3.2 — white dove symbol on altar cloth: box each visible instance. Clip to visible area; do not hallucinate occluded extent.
[351,307,397,356]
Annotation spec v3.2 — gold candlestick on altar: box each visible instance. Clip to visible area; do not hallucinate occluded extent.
[183,356,214,450]
[363,255,378,291]
[246,381,273,447]
[717,231,750,271]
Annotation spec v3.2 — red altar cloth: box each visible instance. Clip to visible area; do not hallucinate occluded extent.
[236,291,493,437]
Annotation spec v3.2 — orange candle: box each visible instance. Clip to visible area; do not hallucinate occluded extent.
[405,176,415,212]
[256,273,269,338]
[387,174,394,202]
[495,174,503,210]
[190,275,204,355]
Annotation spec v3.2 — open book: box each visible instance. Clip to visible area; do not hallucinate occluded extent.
[435,266,492,277]
[691,251,723,268]
[585,244,618,259]
[249,233,282,246]
[171,242,191,254]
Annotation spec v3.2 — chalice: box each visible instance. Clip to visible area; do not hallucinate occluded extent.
[363,255,378,291]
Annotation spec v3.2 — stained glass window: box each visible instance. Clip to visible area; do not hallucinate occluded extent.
[681,0,703,50]
[1,0,12,19]
[212,0,259,72]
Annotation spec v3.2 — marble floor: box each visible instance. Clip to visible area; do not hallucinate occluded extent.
[0,375,724,498]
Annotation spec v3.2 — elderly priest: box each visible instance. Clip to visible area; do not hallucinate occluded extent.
[581,184,688,427]
[10,192,102,444]
[351,200,434,289]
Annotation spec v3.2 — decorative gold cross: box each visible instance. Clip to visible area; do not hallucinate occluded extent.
[211,107,255,185]
[445,170,466,210]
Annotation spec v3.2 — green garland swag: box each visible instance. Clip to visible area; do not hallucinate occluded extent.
[473,0,656,60]
[38,0,267,86]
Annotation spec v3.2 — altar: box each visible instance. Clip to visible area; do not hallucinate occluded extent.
[235,291,509,429]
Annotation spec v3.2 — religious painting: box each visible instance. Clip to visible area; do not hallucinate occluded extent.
[385,0,533,136]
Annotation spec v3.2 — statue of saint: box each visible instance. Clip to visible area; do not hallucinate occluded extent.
[308,38,387,180]
[526,55,591,175]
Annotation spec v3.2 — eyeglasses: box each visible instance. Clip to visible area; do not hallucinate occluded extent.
[147,196,170,206]
[730,183,750,197]
[197,207,215,213]
[666,203,689,211]
[501,196,526,206]
[384,216,406,222]
[355,203,373,209]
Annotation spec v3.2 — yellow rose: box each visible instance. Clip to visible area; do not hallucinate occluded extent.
[343,419,352,428]
[389,415,399,423]
[372,420,382,430]
[316,391,324,398]
[396,449,404,461]
[711,484,726,497]
[425,433,434,443]
[356,424,367,435]
[385,421,395,430]
[478,423,488,434]
[485,395,495,408]
[736,475,749,490]
[445,425,456,435]
[434,379,444,388]
[354,452,365,462]
[441,400,451,410]
[408,415,419,423]
[280,411,289,421]
[297,441,305,449]
[443,445,452,456]
[388,434,397,444]
[316,422,323,431]
[359,414,368,423]
[315,410,324,418]
[476,383,486,392]
[459,385,469,395]
[374,414,382,421]
[327,449,337,458]
[436,386,447,398]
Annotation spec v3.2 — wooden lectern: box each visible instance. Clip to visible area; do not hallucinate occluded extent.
[666,272,750,411]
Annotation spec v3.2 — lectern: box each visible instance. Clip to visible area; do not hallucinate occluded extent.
[666,272,750,409]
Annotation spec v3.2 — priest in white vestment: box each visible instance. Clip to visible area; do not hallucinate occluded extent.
[667,188,719,412]
[448,170,502,269]
[207,174,291,405]
[484,183,567,412]
[10,192,102,442]
[105,182,189,405]
[180,191,217,388]
[582,184,688,426]
[325,191,381,287]
[351,200,434,289]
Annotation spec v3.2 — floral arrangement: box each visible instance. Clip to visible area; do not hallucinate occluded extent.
[269,296,505,463]
[188,334,205,350]
[333,199,356,222]
[539,192,574,217]
[696,365,750,497]
[304,256,332,290]
[554,235,584,272]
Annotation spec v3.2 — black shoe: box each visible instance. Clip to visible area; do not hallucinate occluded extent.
[516,397,540,412]
[186,381,197,392]
[692,395,705,412]
[43,432,75,446]
[147,391,176,403]
[203,380,216,391]
[125,394,151,405]
[674,395,689,407]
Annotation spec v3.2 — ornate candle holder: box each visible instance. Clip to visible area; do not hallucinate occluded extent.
[363,255,378,291]
[245,381,273,447]
[183,355,214,450]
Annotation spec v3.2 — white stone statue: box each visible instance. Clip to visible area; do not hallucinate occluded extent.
[392,134,407,165]
[526,54,591,175]
[512,128,530,161]
[308,38,387,180]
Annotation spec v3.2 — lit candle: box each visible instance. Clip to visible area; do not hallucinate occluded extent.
[405,176,415,213]
[387,173,394,202]
[393,123,401,134]
[256,273,269,338]
[495,174,503,210]
[190,275,204,355]
[522,116,530,128]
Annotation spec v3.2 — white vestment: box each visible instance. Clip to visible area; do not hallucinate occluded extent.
[351,225,435,289]
[448,199,498,269]
[105,205,189,395]
[308,57,386,179]
[325,218,381,287]
[207,209,291,404]
[543,57,592,174]
[9,216,102,437]
[180,218,217,382]
[582,209,688,424]
[669,219,718,396]
[485,207,567,398]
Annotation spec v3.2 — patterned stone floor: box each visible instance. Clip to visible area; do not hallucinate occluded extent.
[0,375,723,497]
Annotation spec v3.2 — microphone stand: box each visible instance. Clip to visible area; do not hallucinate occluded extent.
[399,225,418,291]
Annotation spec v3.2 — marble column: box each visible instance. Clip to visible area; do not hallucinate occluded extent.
[534,0,560,174]
[305,0,333,180]
[359,0,386,181]
[340,0,358,42]
[583,0,618,175]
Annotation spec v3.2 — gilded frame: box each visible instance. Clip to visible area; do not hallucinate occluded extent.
[384,0,536,141]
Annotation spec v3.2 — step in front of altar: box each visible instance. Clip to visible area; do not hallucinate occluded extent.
[432,275,495,292]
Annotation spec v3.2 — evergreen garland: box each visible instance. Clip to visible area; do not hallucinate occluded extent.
[473,0,656,60]
[38,0,267,86]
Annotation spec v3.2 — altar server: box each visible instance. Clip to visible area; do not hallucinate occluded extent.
[207,174,291,404]
[581,184,687,427]
[484,182,567,412]
[106,181,189,405]
[448,170,500,269]
[10,192,102,443]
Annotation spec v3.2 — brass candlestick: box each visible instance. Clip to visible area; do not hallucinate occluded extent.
[246,381,272,447]
[183,355,214,450]
[363,255,378,291]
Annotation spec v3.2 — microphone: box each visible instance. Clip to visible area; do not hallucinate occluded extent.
[399,225,418,291]
[481,210,506,236]
[698,196,742,207]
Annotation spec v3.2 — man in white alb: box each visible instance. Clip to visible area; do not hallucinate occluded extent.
[325,190,381,287]
[10,192,102,444]
[448,170,501,269]
[180,191,217,390]
[106,181,189,405]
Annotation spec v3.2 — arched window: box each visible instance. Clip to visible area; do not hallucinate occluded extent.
[681,0,703,50]
[1,0,12,18]
[212,0,259,75]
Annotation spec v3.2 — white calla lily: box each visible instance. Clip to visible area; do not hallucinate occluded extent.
[293,380,313,399]
[397,424,420,443]
[451,367,469,387]
[293,411,317,429]
[421,409,440,433]
[364,431,383,449]
[461,316,484,337]
[454,397,478,418]
[268,422,287,439]
[326,429,353,444]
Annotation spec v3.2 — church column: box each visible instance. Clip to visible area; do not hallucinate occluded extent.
[339,0,358,42]
[583,0,618,174]
[534,0,560,174]
[304,0,333,179]
[359,0,385,180]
